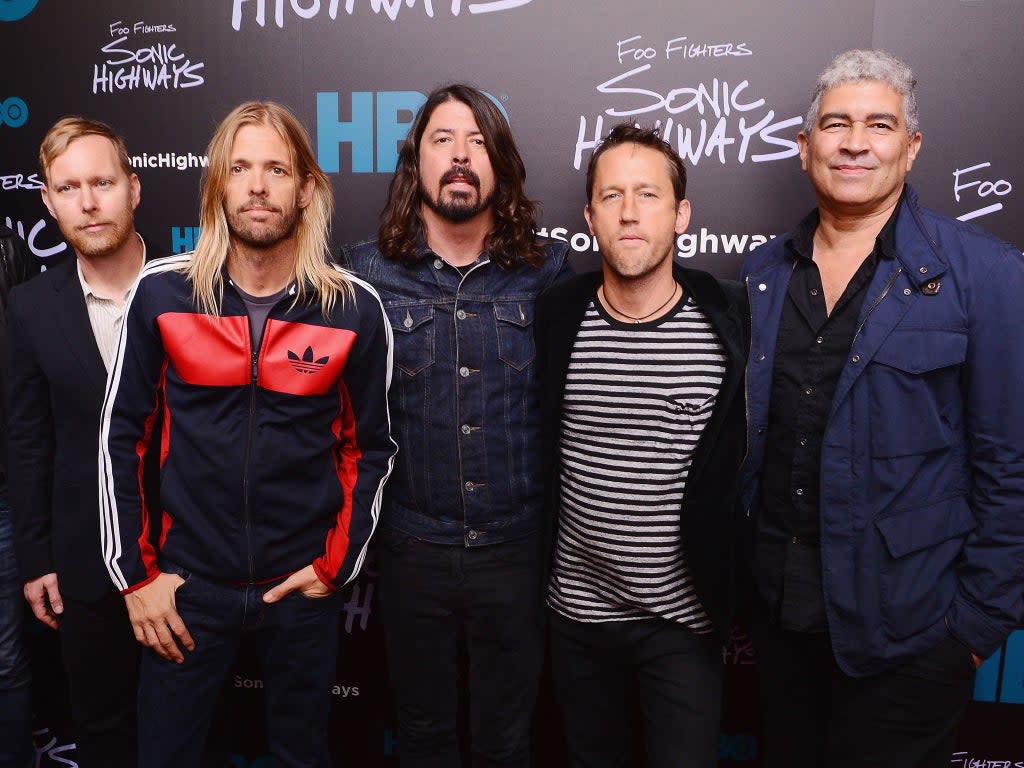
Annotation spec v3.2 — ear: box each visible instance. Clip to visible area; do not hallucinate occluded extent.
[905,132,922,173]
[583,203,594,235]
[297,173,314,209]
[129,173,141,211]
[674,199,691,235]
[797,131,810,172]
[40,186,56,218]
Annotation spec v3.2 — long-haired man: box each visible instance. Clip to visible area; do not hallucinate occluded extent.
[344,83,571,767]
[101,101,396,767]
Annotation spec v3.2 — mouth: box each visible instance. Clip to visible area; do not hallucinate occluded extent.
[241,197,281,215]
[832,163,873,173]
[79,222,110,233]
[441,168,479,190]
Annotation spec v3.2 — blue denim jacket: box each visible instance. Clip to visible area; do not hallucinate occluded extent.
[342,237,571,547]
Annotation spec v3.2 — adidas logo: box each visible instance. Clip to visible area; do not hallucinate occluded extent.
[288,346,329,375]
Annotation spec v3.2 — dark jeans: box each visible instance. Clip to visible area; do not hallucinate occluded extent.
[549,611,723,768]
[753,599,977,768]
[58,588,140,768]
[0,507,32,768]
[139,564,344,768]
[376,527,546,768]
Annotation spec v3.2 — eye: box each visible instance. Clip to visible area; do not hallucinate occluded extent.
[57,184,73,193]
[270,166,285,175]
[97,179,111,187]
[435,136,452,144]
[602,192,621,202]
[470,137,485,146]
[230,165,244,175]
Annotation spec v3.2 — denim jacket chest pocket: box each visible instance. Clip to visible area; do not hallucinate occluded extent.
[493,301,535,371]
[386,304,435,376]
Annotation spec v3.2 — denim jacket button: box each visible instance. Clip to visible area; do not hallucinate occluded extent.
[459,366,470,377]
[465,481,476,491]
[456,309,467,320]
[460,424,471,435]
[467,530,479,541]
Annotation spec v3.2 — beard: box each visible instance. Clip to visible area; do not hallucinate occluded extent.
[63,212,134,260]
[420,167,497,223]
[227,198,300,249]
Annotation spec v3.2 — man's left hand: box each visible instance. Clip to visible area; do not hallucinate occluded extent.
[262,564,333,603]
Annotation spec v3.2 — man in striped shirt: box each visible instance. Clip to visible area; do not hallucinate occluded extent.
[536,124,749,768]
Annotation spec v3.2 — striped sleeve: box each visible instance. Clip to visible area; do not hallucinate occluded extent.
[311,270,397,588]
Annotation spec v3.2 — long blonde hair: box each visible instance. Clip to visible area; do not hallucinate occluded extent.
[187,101,351,315]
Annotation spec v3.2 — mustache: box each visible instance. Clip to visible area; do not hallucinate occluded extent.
[238,197,282,214]
[440,167,480,189]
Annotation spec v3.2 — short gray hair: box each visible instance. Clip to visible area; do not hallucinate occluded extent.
[803,49,919,136]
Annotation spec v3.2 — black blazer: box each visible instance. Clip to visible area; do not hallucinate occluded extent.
[536,264,751,641]
[6,254,160,601]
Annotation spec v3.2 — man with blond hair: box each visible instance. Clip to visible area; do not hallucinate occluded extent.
[740,49,1024,767]
[100,101,396,766]
[7,116,150,767]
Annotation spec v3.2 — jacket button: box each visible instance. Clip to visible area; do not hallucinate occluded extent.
[433,258,443,269]
[904,288,912,296]
[758,283,767,292]
[851,354,860,363]
[757,353,766,361]
[459,366,470,377]
[467,530,479,541]
[919,266,928,274]
[456,309,467,320]
[460,424,471,435]
[465,481,476,491]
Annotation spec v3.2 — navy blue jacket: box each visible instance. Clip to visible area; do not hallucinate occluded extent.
[739,185,1024,676]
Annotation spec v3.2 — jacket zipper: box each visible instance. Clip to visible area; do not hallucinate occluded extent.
[852,266,902,345]
[240,300,278,585]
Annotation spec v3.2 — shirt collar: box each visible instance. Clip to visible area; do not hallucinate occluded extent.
[785,186,905,263]
[77,232,147,300]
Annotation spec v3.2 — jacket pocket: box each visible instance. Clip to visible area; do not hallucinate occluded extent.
[868,329,966,458]
[874,495,975,639]
[386,304,435,376]
[494,301,535,371]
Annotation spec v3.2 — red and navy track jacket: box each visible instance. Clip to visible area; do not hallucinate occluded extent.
[99,253,396,593]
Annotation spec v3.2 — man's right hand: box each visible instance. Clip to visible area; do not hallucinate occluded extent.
[23,573,62,630]
[124,571,195,664]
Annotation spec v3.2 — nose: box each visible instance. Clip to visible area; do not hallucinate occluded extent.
[249,171,267,196]
[79,185,98,212]
[619,194,638,224]
[451,136,470,165]
[841,121,870,155]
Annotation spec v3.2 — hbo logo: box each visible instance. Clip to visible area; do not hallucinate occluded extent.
[0,97,28,128]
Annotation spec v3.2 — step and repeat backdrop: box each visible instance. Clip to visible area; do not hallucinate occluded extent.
[2,1,1022,765]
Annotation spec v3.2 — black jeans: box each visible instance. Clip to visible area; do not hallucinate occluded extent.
[548,610,723,768]
[376,527,546,768]
[753,598,977,768]
[58,589,140,768]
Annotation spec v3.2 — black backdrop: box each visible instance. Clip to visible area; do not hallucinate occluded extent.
[2,1,1022,765]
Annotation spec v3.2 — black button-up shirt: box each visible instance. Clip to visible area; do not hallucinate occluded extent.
[754,201,900,632]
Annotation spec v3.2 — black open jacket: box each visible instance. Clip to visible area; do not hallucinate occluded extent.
[535,264,751,641]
